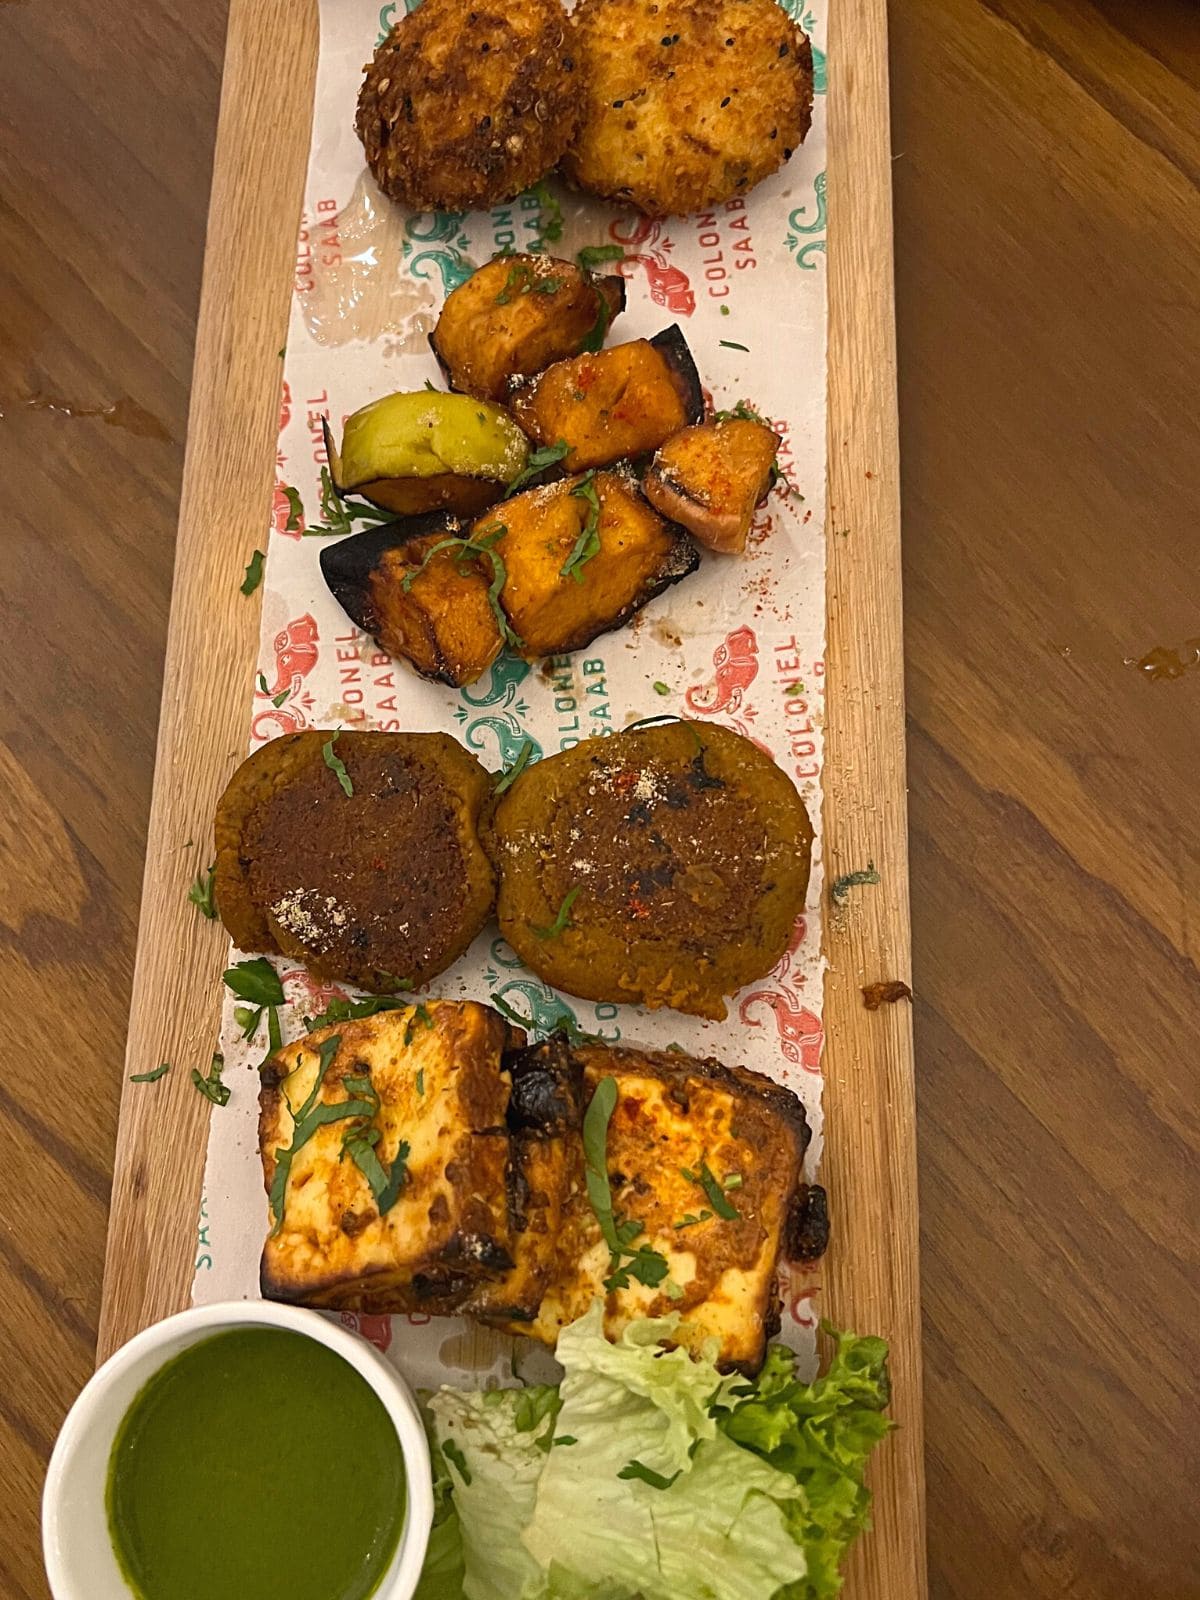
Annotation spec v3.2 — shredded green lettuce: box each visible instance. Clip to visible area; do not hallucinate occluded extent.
[415,1307,892,1600]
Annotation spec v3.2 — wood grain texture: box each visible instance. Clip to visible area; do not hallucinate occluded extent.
[95,0,318,1358]
[3,2,1199,1599]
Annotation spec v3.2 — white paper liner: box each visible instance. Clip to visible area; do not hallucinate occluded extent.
[192,0,829,1388]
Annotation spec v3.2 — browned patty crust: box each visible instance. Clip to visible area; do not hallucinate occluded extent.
[485,720,813,1018]
[356,0,581,212]
[214,730,495,992]
[562,0,813,215]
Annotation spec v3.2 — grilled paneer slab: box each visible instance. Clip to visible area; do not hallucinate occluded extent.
[509,326,704,471]
[487,1041,825,1373]
[485,721,814,1019]
[214,731,495,991]
[431,254,627,401]
[259,1003,524,1313]
[643,416,781,554]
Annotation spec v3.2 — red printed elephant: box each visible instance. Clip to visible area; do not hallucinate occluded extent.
[686,626,759,715]
[738,987,823,1072]
[609,215,696,317]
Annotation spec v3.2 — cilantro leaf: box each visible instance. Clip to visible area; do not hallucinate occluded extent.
[281,484,304,531]
[222,956,285,1008]
[129,1061,171,1084]
[576,244,625,272]
[401,529,522,651]
[617,1460,682,1491]
[191,1052,230,1107]
[323,731,354,796]
[533,887,579,941]
[503,439,570,499]
[304,994,409,1031]
[188,863,217,919]
[561,472,602,583]
[240,549,265,596]
[582,1078,669,1292]
[493,736,536,795]
[680,1158,740,1221]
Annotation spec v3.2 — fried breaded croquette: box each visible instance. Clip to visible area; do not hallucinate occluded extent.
[356,0,581,213]
[562,0,814,216]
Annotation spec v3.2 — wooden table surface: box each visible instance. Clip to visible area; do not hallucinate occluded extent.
[1,1,1197,1597]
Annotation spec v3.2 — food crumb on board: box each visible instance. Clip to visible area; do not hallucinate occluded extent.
[861,980,912,1011]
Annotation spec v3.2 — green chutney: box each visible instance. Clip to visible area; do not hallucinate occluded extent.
[106,1327,406,1600]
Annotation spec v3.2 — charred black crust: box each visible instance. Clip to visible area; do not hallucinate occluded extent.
[597,271,628,323]
[649,324,704,424]
[442,1230,515,1275]
[505,1036,585,1133]
[786,1183,830,1261]
[319,511,463,641]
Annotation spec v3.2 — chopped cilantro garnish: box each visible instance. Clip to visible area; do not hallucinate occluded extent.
[493,736,536,794]
[672,1210,712,1230]
[304,994,409,1031]
[561,472,602,583]
[188,863,217,919]
[652,681,670,696]
[416,1068,425,1096]
[719,339,749,352]
[830,862,881,905]
[680,1158,740,1221]
[281,484,304,531]
[617,1460,681,1491]
[401,526,522,650]
[240,549,265,596]
[582,1078,669,1292]
[129,1061,172,1084]
[404,1002,434,1045]
[576,244,625,272]
[533,888,579,941]
[322,731,353,796]
[191,1053,230,1107]
[504,439,570,498]
[528,179,564,244]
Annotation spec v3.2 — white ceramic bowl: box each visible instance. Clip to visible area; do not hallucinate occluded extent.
[43,1300,433,1600]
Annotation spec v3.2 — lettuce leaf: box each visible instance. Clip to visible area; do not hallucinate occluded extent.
[427,1384,556,1600]
[423,1309,892,1600]
[414,1423,465,1600]
[718,1327,894,1599]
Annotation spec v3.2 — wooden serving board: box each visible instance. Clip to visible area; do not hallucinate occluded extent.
[98,0,924,1593]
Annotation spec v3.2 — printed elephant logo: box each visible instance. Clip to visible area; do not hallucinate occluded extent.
[280,969,347,1015]
[492,978,580,1039]
[732,717,775,761]
[608,215,696,317]
[464,714,543,769]
[262,614,320,699]
[339,1311,394,1353]
[460,653,532,708]
[738,988,823,1072]
[404,211,477,294]
[279,380,292,433]
[685,625,759,714]
[785,171,827,271]
[782,1262,821,1328]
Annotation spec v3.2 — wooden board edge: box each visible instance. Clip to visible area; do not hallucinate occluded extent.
[823,0,928,1595]
[97,0,319,1361]
[98,0,929,1591]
